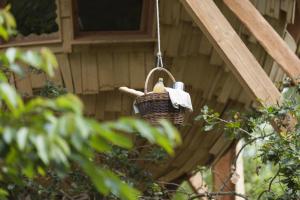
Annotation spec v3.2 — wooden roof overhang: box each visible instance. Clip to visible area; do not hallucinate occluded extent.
[145,0,300,182]
[2,0,300,183]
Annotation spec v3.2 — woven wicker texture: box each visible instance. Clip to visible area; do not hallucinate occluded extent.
[136,67,185,125]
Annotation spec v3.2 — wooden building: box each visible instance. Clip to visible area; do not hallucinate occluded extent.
[1,0,300,193]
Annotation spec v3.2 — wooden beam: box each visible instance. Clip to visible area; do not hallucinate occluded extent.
[212,146,236,200]
[224,0,300,83]
[179,0,281,106]
[188,173,208,200]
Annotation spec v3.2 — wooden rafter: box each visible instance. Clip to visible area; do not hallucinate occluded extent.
[224,0,300,84]
[179,0,281,106]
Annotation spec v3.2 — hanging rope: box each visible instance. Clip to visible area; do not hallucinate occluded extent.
[156,0,164,68]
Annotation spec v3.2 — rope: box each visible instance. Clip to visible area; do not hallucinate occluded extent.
[156,0,164,68]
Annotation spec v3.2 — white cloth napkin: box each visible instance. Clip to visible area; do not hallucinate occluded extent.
[133,88,193,113]
[165,87,193,112]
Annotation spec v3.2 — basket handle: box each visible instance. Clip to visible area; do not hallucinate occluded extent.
[144,67,176,94]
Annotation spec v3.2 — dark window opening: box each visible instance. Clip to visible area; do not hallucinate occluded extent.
[1,0,58,36]
[76,0,143,32]
[73,0,154,37]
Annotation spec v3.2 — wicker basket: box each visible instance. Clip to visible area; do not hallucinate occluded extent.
[135,67,185,126]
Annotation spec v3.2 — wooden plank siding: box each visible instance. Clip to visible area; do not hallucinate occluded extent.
[81,52,99,94]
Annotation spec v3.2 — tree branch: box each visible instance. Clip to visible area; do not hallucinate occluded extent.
[188,191,248,200]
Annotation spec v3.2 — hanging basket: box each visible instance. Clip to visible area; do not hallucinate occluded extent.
[135,67,185,126]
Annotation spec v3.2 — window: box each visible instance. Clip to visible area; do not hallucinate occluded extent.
[73,0,154,40]
[0,0,60,46]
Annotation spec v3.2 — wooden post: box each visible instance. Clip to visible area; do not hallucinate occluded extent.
[212,146,236,200]
[179,0,281,106]
[60,0,73,53]
[223,0,300,84]
[188,173,208,200]
[235,141,245,200]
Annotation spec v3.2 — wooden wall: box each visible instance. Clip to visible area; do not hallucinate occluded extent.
[4,0,298,183]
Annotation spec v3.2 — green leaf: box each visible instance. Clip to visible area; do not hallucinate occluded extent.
[54,136,71,155]
[102,170,140,200]
[34,136,49,164]
[3,127,14,144]
[0,71,8,82]
[90,135,112,153]
[225,121,241,129]
[40,47,58,76]
[159,119,182,145]
[5,48,18,64]
[2,10,16,28]
[37,166,46,176]
[20,51,42,68]
[75,116,90,139]
[0,26,8,40]
[204,124,214,132]
[22,163,34,179]
[77,157,110,195]
[92,121,133,149]
[109,118,135,133]
[0,188,8,200]
[17,128,28,150]
[0,14,3,25]
[5,147,18,164]
[50,145,68,165]
[0,83,23,112]
[77,157,140,200]
[56,94,83,114]
[9,63,23,75]
[150,132,174,155]
[131,120,155,143]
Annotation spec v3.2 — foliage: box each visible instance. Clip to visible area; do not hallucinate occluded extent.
[0,6,16,41]
[198,81,300,200]
[39,81,67,98]
[171,182,194,200]
[243,145,282,199]
[0,8,182,200]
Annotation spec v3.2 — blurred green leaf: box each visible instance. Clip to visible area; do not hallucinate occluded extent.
[2,8,16,28]
[0,83,23,112]
[0,26,8,40]
[5,48,18,64]
[3,127,14,144]
[40,47,58,76]
[78,157,140,200]
[159,119,181,145]
[0,71,8,82]
[34,136,49,164]
[90,135,112,153]
[131,120,155,143]
[55,94,83,114]
[16,127,28,150]
[0,188,8,200]
[92,121,133,149]
[20,51,42,68]
[22,163,34,179]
